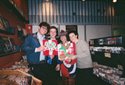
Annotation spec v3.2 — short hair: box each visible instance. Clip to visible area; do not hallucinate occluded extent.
[59,30,69,41]
[39,22,50,30]
[59,30,67,36]
[49,26,58,36]
[68,31,78,36]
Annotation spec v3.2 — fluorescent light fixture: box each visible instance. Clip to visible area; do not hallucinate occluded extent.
[113,0,117,3]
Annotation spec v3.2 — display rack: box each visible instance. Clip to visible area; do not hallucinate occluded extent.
[0,70,42,85]
[89,36,125,85]
[0,36,19,57]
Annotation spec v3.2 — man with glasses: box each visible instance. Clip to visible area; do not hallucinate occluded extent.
[22,22,50,85]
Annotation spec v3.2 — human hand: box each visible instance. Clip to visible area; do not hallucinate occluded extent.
[55,64,60,71]
[70,55,77,59]
[59,54,66,61]
[37,45,45,52]
[65,57,72,63]
[50,55,54,59]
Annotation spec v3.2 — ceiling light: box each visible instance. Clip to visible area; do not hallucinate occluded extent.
[113,0,117,3]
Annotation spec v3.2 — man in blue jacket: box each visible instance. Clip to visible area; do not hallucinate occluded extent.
[22,22,50,85]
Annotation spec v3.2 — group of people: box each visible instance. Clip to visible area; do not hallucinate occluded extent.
[22,22,93,85]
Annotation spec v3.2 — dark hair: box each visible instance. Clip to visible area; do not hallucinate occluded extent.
[58,30,70,43]
[49,26,58,36]
[68,31,78,36]
[39,22,50,31]
[59,30,67,36]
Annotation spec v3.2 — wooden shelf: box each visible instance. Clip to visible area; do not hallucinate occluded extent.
[0,52,22,68]
[1,0,28,23]
[0,51,19,57]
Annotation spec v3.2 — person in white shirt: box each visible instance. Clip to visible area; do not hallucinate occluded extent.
[22,22,51,85]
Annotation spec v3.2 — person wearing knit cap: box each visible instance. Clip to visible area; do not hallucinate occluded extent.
[58,30,77,85]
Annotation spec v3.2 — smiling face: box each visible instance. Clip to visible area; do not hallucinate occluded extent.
[69,32,78,43]
[49,28,57,39]
[60,35,67,44]
[39,26,48,35]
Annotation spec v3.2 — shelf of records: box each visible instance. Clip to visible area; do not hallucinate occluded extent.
[93,62,125,85]
[0,70,32,85]
[0,56,42,85]
[89,36,124,46]
[0,36,20,57]
[0,16,10,31]
[0,16,15,35]
[90,46,125,54]
[0,55,29,71]
[0,70,41,85]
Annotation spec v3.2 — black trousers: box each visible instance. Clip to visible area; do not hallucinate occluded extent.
[76,68,94,85]
[28,63,59,85]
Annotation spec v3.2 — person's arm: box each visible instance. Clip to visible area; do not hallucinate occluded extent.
[22,35,36,54]
[35,45,45,52]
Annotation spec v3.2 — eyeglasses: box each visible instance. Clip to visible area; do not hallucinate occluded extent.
[41,26,47,30]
